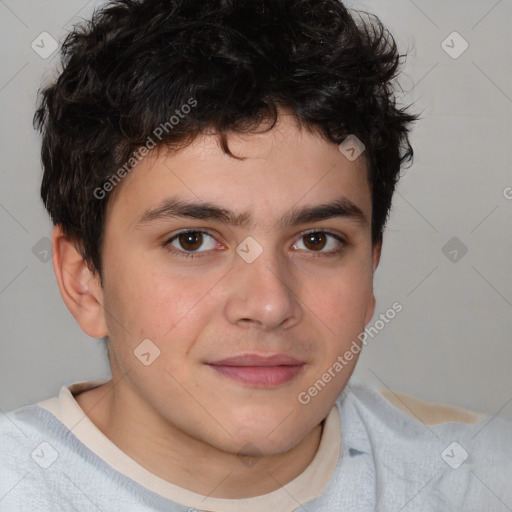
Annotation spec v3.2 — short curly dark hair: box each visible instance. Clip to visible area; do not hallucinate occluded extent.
[34,0,417,279]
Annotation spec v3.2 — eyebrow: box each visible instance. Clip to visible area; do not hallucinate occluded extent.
[134,196,368,229]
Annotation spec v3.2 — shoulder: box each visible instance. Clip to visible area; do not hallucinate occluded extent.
[0,403,40,459]
[378,388,485,425]
[331,380,512,508]
[0,404,60,510]
[0,402,120,510]
[335,381,512,465]
[338,379,490,428]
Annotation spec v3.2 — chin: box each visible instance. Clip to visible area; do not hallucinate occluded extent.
[224,416,310,456]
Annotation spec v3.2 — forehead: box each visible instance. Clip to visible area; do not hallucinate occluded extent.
[105,115,372,230]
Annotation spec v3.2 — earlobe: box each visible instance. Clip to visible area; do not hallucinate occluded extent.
[372,238,383,272]
[364,293,376,325]
[364,239,383,325]
[51,225,108,338]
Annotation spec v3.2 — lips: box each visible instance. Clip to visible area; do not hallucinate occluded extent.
[209,354,304,367]
[206,354,305,387]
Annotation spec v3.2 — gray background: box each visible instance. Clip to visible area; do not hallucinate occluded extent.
[1,0,511,421]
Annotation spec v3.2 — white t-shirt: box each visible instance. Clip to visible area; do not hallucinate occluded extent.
[1,377,511,511]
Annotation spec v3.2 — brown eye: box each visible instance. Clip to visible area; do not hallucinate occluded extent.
[165,230,218,256]
[293,230,345,256]
[178,231,203,251]
[303,232,327,251]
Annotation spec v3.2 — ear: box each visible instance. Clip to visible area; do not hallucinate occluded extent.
[364,238,383,325]
[51,225,108,338]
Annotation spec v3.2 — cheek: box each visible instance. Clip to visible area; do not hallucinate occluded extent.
[303,261,373,335]
[296,264,372,405]
[102,253,219,350]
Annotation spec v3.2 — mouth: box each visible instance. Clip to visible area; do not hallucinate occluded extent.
[206,354,305,388]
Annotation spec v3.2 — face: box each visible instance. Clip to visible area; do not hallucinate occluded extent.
[97,113,379,457]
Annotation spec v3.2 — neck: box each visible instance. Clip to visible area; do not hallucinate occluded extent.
[75,378,325,498]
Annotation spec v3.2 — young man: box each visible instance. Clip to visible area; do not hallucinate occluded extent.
[1,0,511,510]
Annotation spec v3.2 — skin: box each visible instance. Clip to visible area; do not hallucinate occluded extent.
[53,112,382,498]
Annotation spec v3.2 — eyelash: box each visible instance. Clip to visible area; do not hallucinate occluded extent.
[163,229,347,260]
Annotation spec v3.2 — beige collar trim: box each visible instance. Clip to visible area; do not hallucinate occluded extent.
[37,378,341,512]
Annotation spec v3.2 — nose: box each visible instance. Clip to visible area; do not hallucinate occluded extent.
[223,245,304,331]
